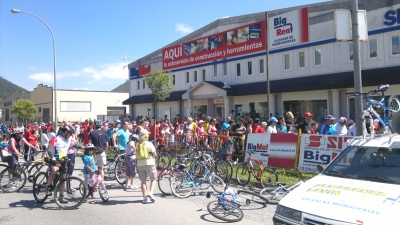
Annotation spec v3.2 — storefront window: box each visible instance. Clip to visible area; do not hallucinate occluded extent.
[158,106,177,121]
[283,100,327,122]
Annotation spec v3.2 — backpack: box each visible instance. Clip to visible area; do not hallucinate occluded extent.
[136,141,149,160]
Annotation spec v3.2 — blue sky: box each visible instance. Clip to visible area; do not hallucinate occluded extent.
[0,0,327,91]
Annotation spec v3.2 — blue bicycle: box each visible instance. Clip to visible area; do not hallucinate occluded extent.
[169,160,225,198]
[347,84,400,134]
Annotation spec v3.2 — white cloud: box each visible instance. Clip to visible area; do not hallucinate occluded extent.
[28,62,128,86]
[175,23,194,34]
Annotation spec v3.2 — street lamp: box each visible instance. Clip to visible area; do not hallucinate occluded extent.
[11,8,58,129]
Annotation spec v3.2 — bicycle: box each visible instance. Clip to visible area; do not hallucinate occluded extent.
[346,84,400,135]
[157,154,189,195]
[259,170,305,204]
[86,170,109,202]
[235,150,278,188]
[205,184,249,222]
[32,157,87,209]
[103,148,125,183]
[170,160,225,198]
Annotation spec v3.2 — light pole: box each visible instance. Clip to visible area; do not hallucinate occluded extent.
[11,8,58,129]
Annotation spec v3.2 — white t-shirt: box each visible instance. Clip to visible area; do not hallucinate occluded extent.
[266,126,277,133]
[335,123,348,135]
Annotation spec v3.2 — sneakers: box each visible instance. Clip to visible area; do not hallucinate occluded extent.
[126,184,132,189]
[131,185,139,190]
[123,184,127,191]
[6,181,16,189]
[58,196,69,204]
[142,198,148,204]
[46,185,53,196]
[147,194,155,203]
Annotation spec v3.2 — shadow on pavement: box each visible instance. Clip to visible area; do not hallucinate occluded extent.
[88,199,143,205]
[200,213,227,223]
[8,200,46,210]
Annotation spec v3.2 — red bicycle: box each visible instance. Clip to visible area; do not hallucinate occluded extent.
[235,151,277,188]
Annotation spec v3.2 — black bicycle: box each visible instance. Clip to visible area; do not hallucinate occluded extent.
[32,157,87,209]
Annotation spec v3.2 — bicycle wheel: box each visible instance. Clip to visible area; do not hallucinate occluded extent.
[259,167,278,188]
[28,163,50,183]
[157,169,174,195]
[210,174,225,194]
[98,182,109,202]
[237,189,268,205]
[103,158,116,181]
[0,167,27,193]
[214,160,229,182]
[114,161,126,185]
[170,175,193,198]
[388,95,400,113]
[259,187,286,204]
[54,176,86,210]
[33,172,49,203]
[235,163,250,186]
[156,153,171,170]
[207,200,244,222]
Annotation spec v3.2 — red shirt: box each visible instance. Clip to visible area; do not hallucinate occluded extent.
[150,125,159,140]
[24,129,38,145]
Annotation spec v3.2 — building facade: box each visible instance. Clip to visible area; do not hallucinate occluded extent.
[0,84,129,124]
[123,0,400,122]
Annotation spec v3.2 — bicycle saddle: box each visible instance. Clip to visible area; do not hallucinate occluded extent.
[377,84,389,92]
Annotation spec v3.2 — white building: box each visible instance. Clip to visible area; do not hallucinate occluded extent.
[123,0,400,122]
[0,84,129,124]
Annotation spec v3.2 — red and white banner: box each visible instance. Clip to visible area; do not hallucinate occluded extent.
[162,20,266,70]
[245,133,297,169]
[298,134,353,173]
[268,7,309,49]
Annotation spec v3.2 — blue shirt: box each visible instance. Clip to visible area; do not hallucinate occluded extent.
[116,129,129,150]
[107,127,114,139]
[220,122,230,131]
[82,155,97,174]
[319,123,336,135]
[276,124,287,133]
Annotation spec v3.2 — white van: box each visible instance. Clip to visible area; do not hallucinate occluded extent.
[273,134,400,225]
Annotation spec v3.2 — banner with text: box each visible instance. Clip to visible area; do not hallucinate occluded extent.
[268,7,309,50]
[162,20,266,70]
[245,133,297,169]
[298,134,353,173]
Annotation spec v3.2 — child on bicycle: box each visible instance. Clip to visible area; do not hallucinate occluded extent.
[82,144,97,200]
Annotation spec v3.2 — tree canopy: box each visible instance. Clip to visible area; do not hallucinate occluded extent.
[11,99,36,122]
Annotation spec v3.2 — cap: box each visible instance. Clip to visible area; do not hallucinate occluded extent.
[198,120,205,124]
[325,115,336,120]
[269,117,278,123]
[140,129,151,136]
[254,118,260,123]
[261,121,268,126]
[304,112,313,117]
[339,117,347,123]
[187,117,193,121]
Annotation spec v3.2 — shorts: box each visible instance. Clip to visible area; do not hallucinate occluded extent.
[125,156,137,177]
[94,152,106,167]
[137,165,157,182]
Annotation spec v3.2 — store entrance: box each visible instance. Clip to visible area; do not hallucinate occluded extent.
[215,106,224,124]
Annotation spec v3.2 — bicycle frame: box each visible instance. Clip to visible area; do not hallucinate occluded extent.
[364,90,391,128]
[245,153,266,179]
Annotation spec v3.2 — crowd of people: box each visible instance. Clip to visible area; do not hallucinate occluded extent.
[0,110,370,203]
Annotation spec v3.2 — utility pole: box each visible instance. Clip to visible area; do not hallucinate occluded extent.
[351,0,364,136]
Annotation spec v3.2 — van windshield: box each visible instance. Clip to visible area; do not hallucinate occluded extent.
[323,146,400,185]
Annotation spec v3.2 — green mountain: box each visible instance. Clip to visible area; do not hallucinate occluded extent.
[111,80,129,92]
[0,76,29,100]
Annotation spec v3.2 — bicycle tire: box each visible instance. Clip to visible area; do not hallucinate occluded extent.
[0,164,7,174]
[28,163,50,183]
[33,172,49,203]
[54,176,86,210]
[157,169,174,195]
[114,161,126,185]
[207,200,244,222]
[98,182,109,202]
[210,174,225,194]
[104,158,116,181]
[388,95,400,113]
[259,167,278,188]
[214,160,229,182]
[259,187,286,204]
[237,189,268,205]
[235,163,250,186]
[170,175,193,198]
[0,166,27,193]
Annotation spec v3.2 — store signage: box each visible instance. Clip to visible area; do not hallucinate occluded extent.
[384,8,400,26]
[213,98,224,105]
[268,7,309,49]
[129,65,151,80]
[162,20,266,70]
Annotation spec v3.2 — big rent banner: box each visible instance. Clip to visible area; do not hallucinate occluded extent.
[245,133,353,173]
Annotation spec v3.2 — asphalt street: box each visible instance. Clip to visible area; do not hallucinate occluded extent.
[0,159,276,225]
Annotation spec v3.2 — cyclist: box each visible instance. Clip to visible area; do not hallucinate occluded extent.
[4,129,35,187]
[46,128,75,203]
